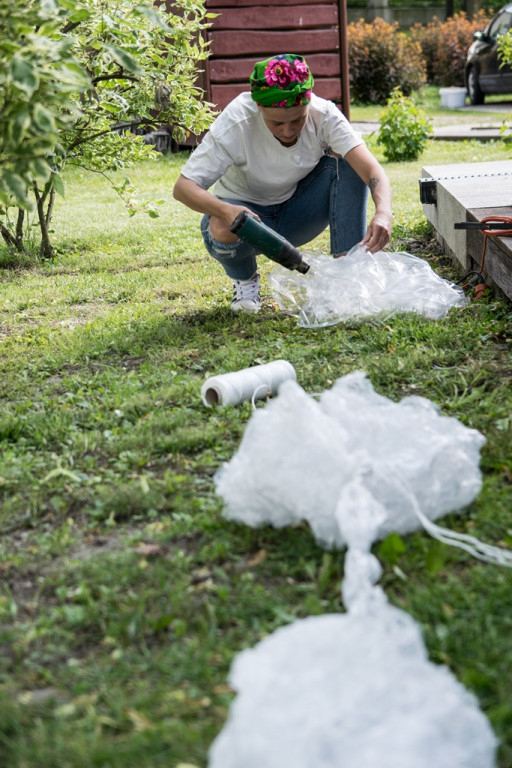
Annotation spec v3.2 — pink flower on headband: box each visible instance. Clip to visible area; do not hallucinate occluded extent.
[269,91,312,107]
[293,60,310,83]
[264,58,296,88]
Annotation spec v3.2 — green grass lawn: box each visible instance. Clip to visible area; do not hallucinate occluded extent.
[351,83,512,124]
[0,119,512,767]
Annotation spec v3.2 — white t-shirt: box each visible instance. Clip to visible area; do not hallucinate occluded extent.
[180,92,364,205]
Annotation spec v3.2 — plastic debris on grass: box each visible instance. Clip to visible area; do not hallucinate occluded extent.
[269,245,469,328]
[208,476,498,768]
[215,371,485,549]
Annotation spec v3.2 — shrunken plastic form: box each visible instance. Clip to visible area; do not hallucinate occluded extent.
[214,371,485,549]
[208,459,497,768]
[208,608,497,768]
[269,245,469,327]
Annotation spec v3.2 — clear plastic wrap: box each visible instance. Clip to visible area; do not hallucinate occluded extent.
[269,246,469,327]
[208,476,497,768]
[214,371,485,549]
[208,608,497,768]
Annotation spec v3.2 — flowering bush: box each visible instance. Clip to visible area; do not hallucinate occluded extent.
[411,10,493,86]
[347,18,426,104]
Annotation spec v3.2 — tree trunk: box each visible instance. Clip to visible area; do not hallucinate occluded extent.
[463,0,481,19]
[15,208,25,251]
[33,181,56,259]
[0,220,20,250]
[0,210,27,253]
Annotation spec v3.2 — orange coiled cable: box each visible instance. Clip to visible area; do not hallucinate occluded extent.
[459,215,512,295]
[478,215,512,274]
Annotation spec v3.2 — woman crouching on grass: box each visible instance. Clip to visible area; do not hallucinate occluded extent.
[173,53,392,313]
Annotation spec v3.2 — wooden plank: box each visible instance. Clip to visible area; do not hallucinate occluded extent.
[210,5,337,30]
[209,53,341,82]
[211,77,341,109]
[210,83,250,107]
[313,78,341,100]
[209,29,339,56]
[422,161,512,300]
[207,0,330,6]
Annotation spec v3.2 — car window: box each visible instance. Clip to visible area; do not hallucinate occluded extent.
[488,10,512,40]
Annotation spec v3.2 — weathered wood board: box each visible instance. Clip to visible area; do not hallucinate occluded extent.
[421,160,512,300]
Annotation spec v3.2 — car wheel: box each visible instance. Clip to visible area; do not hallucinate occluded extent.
[467,67,484,105]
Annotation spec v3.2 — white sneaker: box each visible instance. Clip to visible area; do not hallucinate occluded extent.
[231,273,261,313]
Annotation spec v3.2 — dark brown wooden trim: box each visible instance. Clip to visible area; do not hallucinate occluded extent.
[337,0,350,118]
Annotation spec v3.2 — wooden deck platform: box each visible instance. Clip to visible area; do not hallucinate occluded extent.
[421,160,512,301]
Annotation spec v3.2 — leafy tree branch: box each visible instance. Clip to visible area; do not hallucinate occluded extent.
[0,0,215,258]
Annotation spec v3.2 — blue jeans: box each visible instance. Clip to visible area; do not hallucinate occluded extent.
[200,154,369,280]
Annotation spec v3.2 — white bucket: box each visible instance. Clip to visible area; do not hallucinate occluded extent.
[439,87,467,109]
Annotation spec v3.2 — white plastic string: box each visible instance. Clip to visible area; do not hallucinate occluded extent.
[388,469,512,568]
[201,360,297,407]
[251,383,273,410]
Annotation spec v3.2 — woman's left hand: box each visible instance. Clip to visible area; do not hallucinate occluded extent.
[360,211,393,253]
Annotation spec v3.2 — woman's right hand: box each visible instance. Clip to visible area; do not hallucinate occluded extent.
[222,203,260,229]
[212,203,260,242]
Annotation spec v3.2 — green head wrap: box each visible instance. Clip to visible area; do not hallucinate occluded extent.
[250,54,314,108]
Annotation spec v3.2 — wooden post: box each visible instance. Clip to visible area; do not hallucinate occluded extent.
[337,0,350,119]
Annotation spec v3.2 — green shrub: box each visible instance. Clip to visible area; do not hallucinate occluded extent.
[498,27,512,67]
[411,10,492,86]
[347,18,427,104]
[377,89,433,162]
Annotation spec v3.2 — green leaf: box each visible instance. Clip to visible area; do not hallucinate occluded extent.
[3,170,28,204]
[31,157,52,181]
[8,108,31,144]
[10,57,39,96]
[33,104,57,133]
[100,102,121,115]
[425,542,446,575]
[102,44,143,75]
[377,532,406,566]
[51,173,65,198]
[134,5,171,32]
[56,63,90,89]
[68,8,92,23]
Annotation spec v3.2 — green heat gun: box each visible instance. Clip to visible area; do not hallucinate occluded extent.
[230,211,310,274]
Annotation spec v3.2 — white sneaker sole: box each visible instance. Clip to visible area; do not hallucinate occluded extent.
[231,300,261,313]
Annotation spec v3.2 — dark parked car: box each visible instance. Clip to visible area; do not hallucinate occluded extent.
[465,2,512,104]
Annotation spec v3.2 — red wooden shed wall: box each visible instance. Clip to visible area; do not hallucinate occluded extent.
[203,0,348,115]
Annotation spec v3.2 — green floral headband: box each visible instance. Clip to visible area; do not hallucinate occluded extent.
[250,54,314,108]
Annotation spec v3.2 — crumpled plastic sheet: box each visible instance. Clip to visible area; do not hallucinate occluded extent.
[214,371,485,549]
[208,442,497,768]
[207,607,498,768]
[269,245,469,327]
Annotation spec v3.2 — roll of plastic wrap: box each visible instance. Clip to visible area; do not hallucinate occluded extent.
[201,360,297,407]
